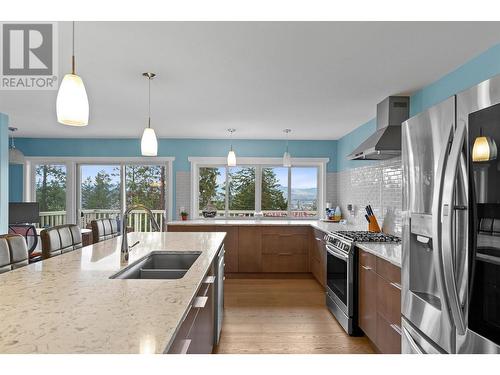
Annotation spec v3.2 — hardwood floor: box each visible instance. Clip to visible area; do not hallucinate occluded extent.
[215,278,375,354]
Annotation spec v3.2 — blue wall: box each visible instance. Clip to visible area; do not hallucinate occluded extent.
[12,137,337,217]
[0,113,9,233]
[336,43,500,172]
[9,164,23,202]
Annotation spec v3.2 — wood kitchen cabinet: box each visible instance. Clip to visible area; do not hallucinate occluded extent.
[238,227,262,272]
[358,251,377,340]
[167,267,215,354]
[261,227,309,273]
[216,226,238,273]
[167,224,312,275]
[358,249,401,354]
[310,228,326,288]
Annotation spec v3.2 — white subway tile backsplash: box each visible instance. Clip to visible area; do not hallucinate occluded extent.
[333,157,402,236]
[175,171,191,219]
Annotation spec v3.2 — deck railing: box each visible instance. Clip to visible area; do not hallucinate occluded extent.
[39,209,166,232]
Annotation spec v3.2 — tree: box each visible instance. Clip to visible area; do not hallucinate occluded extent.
[199,167,224,210]
[227,167,255,210]
[36,165,66,211]
[125,165,165,209]
[81,170,120,210]
[261,168,287,210]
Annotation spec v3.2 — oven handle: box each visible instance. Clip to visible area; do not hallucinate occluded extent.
[326,245,349,260]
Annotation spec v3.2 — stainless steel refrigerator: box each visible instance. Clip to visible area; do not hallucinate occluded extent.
[402,75,500,354]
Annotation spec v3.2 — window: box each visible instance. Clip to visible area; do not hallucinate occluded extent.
[291,167,318,217]
[27,157,173,230]
[35,164,67,227]
[262,167,288,217]
[228,167,255,216]
[192,157,326,219]
[79,165,121,228]
[198,167,226,215]
[125,165,167,231]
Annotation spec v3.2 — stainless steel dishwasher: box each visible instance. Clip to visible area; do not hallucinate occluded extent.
[214,245,224,344]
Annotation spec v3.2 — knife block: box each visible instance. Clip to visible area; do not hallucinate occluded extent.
[368,215,381,233]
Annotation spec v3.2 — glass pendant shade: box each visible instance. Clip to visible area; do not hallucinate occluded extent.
[141,127,158,156]
[9,147,24,164]
[283,151,292,167]
[227,150,237,167]
[472,135,497,162]
[56,73,89,126]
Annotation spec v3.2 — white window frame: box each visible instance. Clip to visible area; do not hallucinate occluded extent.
[24,156,175,224]
[188,156,328,220]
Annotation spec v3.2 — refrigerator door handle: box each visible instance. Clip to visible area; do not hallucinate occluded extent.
[441,119,467,335]
[431,122,454,325]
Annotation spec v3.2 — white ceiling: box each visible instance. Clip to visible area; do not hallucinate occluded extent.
[3,21,500,140]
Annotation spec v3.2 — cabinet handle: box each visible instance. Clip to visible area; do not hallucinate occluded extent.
[177,339,191,354]
[390,323,402,336]
[203,276,215,284]
[315,237,324,242]
[361,265,372,270]
[390,282,402,290]
[193,296,208,308]
[278,252,292,256]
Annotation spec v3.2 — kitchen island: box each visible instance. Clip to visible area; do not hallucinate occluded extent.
[0,232,225,354]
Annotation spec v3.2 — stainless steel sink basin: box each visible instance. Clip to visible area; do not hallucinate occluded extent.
[110,251,201,280]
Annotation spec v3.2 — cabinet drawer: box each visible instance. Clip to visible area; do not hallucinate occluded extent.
[376,274,401,326]
[262,254,308,272]
[167,303,198,353]
[261,226,309,235]
[376,257,401,285]
[359,249,376,269]
[359,263,377,341]
[376,314,402,354]
[262,233,308,255]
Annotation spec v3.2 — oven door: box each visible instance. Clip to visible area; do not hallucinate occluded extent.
[326,244,352,316]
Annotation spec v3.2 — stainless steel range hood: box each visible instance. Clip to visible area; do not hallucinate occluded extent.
[347,96,409,160]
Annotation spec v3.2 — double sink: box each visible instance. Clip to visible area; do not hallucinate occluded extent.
[110,251,201,280]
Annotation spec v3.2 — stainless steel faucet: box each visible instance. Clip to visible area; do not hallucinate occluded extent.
[121,204,162,262]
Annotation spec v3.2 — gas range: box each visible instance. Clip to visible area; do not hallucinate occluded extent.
[334,231,401,243]
[323,230,400,336]
[324,231,400,255]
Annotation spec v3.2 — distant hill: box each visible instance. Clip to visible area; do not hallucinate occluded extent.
[278,185,317,201]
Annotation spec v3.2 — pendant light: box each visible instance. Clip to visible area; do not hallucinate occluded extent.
[141,72,158,156]
[56,21,89,126]
[472,128,497,162]
[283,128,292,167]
[8,127,24,164]
[227,128,237,167]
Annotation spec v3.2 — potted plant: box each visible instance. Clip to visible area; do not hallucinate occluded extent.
[180,211,189,221]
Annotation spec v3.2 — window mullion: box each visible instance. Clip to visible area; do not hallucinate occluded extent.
[287,167,292,218]
[225,166,229,218]
[255,165,262,213]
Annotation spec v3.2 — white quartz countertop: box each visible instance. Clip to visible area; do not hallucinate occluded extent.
[0,232,225,354]
[168,219,402,267]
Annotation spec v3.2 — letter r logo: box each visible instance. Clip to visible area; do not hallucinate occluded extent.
[2,23,53,75]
